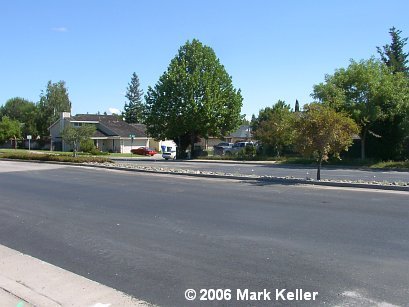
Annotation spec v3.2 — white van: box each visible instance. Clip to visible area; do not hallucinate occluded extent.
[162,145,177,160]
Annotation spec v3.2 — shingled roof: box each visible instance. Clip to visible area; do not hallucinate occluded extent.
[229,125,252,138]
[71,114,148,138]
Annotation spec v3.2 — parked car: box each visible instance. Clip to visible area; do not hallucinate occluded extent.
[213,142,234,156]
[131,147,157,156]
[224,142,254,156]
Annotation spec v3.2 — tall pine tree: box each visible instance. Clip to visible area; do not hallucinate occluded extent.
[377,27,408,75]
[295,99,300,112]
[123,72,145,123]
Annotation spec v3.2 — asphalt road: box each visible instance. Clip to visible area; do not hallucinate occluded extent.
[117,159,409,183]
[0,161,408,306]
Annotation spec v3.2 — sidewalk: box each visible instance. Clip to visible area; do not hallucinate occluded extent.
[0,288,32,307]
[0,245,151,307]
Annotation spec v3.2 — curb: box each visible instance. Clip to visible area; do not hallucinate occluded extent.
[0,245,151,307]
[1,158,409,192]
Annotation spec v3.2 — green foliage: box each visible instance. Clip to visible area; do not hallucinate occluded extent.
[377,27,408,75]
[294,103,359,180]
[145,39,243,157]
[1,97,38,136]
[61,124,96,157]
[80,138,96,153]
[37,80,72,136]
[0,151,111,163]
[237,144,256,160]
[123,72,145,123]
[252,100,295,156]
[0,116,22,145]
[312,58,409,159]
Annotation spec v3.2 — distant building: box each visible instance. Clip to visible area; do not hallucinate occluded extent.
[49,113,151,153]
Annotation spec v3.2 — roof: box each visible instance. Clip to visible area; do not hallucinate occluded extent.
[229,125,252,138]
[72,114,148,138]
[93,129,109,138]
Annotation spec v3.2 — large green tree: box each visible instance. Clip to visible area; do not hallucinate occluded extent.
[252,100,295,156]
[37,81,72,136]
[1,97,38,137]
[312,58,409,160]
[61,124,96,157]
[123,72,145,123]
[0,116,22,148]
[377,27,408,75]
[145,39,243,157]
[294,103,359,180]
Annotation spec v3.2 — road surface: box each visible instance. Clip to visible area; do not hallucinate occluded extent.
[0,161,408,306]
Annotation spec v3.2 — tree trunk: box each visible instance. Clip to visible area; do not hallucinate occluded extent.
[317,154,323,181]
[13,137,17,150]
[190,133,195,159]
[73,141,77,157]
[361,127,368,160]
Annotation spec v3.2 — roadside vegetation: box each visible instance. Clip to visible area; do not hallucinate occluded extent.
[1,28,408,180]
[0,150,111,163]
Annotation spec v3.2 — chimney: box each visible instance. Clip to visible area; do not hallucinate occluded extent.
[61,112,71,119]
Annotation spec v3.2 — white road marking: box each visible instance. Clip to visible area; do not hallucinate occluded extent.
[336,290,398,307]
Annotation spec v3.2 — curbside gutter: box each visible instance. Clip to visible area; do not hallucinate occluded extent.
[1,158,409,192]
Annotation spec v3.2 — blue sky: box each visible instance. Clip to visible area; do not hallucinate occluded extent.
[1,1,408,118]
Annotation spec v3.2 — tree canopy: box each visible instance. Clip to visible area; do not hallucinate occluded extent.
[312,58,409,159]
[294,103,359,180]
[61,124,96,157]
[252,100,295,156]
[145,39,243,157]
[0,97,38,136]
[0,116,22,147]
[37,81,72,136]
[123,72,145,123]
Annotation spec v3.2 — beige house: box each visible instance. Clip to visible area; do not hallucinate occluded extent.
[49,113,151,153]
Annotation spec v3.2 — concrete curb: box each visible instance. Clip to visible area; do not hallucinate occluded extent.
[1,158,409,192]
[0,244,151,307]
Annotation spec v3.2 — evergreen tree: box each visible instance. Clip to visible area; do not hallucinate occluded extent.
[123,73,145,123]
[377,27,408,75]
[295,99,300,112]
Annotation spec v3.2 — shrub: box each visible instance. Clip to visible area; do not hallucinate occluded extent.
[0,152,111,163]
[237,145,256,160]
[80,139,96,153]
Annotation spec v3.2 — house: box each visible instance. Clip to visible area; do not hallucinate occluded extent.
[224,125,253,143]
[49,112,151,153]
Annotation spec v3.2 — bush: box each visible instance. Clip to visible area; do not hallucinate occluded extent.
[0,152,111,163]
[237,145,256,160]
[80,139,96,153]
